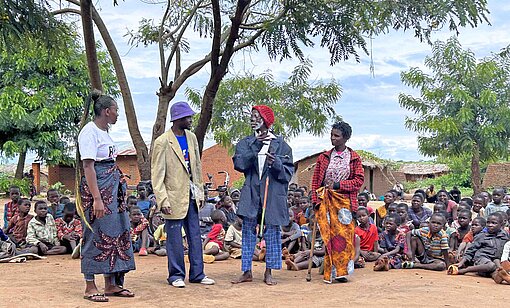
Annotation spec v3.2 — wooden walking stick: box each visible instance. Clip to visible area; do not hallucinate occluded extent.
[306,213,318,282]
[258,176,270,240]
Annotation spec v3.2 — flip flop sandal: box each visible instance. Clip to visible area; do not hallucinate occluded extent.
[447,264,459,275]
[105,289,135,297]
[84,293,109,302]
[402,261,414,269]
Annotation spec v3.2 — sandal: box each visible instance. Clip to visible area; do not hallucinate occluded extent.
[83,293,109,302]
[401,261,414,269]
[447,264,459,275]
[104,288,135,297]
[497,267,510,283]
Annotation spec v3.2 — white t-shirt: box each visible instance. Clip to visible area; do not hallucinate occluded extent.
[257,132,276,179]
[78,122,117,161]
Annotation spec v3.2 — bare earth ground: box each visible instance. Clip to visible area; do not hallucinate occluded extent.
[1,200,509,307]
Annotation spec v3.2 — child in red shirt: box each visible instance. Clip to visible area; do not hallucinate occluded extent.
[355,207,380,262]
[6,198,33,247]
[129,206,150,256]
[3,186,21,229]
[55,203,82,257]
[203,210,229,261]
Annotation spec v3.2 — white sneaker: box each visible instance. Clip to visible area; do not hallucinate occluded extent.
[171,279,186,288]
[200,276,215,285]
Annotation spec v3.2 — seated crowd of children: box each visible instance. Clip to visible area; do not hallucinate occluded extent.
[2,182,510,286]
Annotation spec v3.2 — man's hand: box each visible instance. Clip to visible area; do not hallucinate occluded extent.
[256,130,270,142]
[266,152,275,165]
[161,206,172,215]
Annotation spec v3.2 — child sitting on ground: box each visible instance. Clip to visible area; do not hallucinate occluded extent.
[281,209,301,253]
[408,194,433,229]
[496,240,510,284]
[485,188,509,218]
[218,195,237,230]
[285,230,325,271]
[375,214,405,270]
[456,217,485,261]
[152,223,167,256]
[126,195,138,211]
[355,207,380,262]
[449,209,472,254]
[203,210,229,261]
[376,191,396,231]
[451,213,509,283]
[129,206,150,256]
[25,201,67,256]
[404,213,449,271]
[46,189,64,219]
[55,202,82,258]
[136,183,154,218]
[472,195,485,218]
[224,216,243,259]
[6,198,33,248]
[3,186,21,228]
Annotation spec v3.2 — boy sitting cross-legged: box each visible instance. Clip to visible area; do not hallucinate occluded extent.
[25,201,67,256]
[403,213,449,271]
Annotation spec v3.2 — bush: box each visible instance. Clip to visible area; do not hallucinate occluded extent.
[0,173,30,196]
[404,173,473,197]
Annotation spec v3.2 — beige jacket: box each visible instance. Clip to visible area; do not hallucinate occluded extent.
[151,129,204,220]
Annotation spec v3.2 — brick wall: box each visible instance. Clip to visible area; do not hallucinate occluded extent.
[483,163,510,189]
[201,144,243,187]
[116,156,141,187]
[48,165,76,193]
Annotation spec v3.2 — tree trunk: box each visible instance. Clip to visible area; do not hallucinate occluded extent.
[15,149,27,179]
[80,0,102,91]
[471,142,481,195]
[150,85,176,149]
[90,7,150,180]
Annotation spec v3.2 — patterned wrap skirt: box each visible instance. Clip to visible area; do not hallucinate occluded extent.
[316,187,355,282]
[80,160,136,275]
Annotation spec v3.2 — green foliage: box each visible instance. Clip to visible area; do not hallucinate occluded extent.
[0,23,119,165]
[404,173,473,197]
[0,172,29,195]
[232,176,245,190]
[399,37,510,190]
[187,60,341,148]
[49,182,71,195]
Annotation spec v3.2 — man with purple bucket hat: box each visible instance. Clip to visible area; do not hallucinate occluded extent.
[151,101,215,288]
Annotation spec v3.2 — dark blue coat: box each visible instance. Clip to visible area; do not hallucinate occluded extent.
[233,134,294,226]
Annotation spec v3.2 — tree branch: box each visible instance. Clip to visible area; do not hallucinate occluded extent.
[159,0,171,86]
[211,0,221,72]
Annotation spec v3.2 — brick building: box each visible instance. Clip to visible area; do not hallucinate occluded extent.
[201,144,243,188]
[482,162,510,189]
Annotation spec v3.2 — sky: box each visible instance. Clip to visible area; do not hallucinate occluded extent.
[7,0,510,165]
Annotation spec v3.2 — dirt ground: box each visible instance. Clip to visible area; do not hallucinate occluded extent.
[1,199,508,307]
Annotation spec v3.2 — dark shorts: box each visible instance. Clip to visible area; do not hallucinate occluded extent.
[416,251,444,265]
[474,257,497,276]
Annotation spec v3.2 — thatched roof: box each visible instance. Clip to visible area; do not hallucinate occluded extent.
[399,163,449,175]
[294,151,385,173]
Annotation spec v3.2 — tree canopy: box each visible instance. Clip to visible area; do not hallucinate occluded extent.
[0,24,118,176]
[399,37,510,193]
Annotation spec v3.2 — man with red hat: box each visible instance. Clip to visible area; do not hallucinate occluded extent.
[151,101,215,288]
[232,105,294,285]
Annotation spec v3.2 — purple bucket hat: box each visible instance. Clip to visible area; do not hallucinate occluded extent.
[170,101,196,121]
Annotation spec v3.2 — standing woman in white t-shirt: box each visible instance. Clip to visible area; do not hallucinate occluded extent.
[77,91,136,302]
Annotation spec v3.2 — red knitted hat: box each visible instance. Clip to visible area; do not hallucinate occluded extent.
[252,105,275,128]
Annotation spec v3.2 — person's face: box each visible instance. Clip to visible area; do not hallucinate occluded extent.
[411,197,422,211]
[128,198,138,207]
[250,109,265,131]
[505,195,510,204]
[218,189,227,198]
[293,192,302,204]
[357,196,368,207]
[433,204,445,213]
[235,217,243,228]
[289,184,298,191]
[480,192,491,205]
[223,196,234,208]
[486,216,502,234]
[385,219,397,232]
[387,204,397,215]
[18,201,30,214]
[63,210,75,223]
[458,201,471,210]
[437,192,448,203]
[396,207,408,221]
[299,198,309,210]
[231,192,240,202]
[384,193,394,205]
[60,197,70,205]
[473,198,484,213]
[330,128,347,148]
[47,191,59,204]
[9,189,20,202]
[175,116,193,130]
[457,212,471,228]
[471,220,483,234]
[106,101,119,124]
[137,185,147,198]
[130,210,143,223]
[429,215,445,233]
[35,204,48,218]
[492,191,503,204]
[357,211,369,226]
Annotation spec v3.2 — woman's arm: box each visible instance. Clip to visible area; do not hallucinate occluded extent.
[83,159,105,219]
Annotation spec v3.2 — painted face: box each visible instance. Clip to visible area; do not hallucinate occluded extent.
[357,195,368,208]
[486,216,502,234]
[429,215,445,233]
[471,219,484,235]
[250,109,264,131]
[385,219,397,232]
[384,192,395,205]
[35,203,48,219]
[457,212,471,227]
[47,191,59,204]
[330,128,347,148]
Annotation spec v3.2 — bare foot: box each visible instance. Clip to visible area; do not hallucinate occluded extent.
[285,259,298,271]
[231,271,253,284]
[263,269,277,286]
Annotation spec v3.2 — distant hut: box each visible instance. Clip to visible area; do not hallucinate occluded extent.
[399,163,449,182]
[482,162,510,189]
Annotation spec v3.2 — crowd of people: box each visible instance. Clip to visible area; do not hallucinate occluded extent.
[1,96,510,303]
